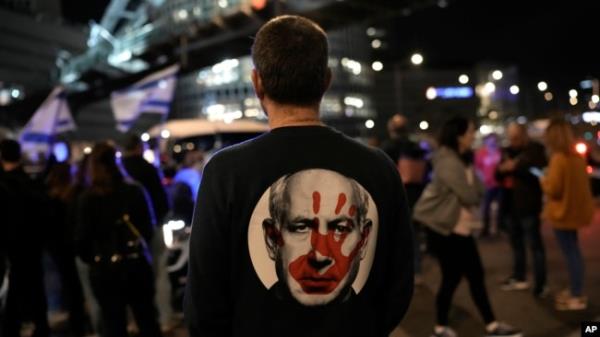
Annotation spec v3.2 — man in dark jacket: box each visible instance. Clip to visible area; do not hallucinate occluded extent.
[184,15,413,337]
[495,123,547,297]
[0,139,49,337]
[120,134,172,328]
[121,134,169,223]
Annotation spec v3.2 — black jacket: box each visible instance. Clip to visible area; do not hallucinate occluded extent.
[495,141,547,217]
[121,155,169,223]
[184,126,414,337]
[75,181,154,263]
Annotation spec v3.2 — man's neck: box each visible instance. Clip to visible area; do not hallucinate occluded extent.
[265,101,324,130]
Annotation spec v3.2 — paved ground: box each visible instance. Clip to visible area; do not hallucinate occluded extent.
[390,206,600,337]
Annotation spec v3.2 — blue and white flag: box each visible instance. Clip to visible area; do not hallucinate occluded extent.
[110,64,179,132]
[20,87,76,156]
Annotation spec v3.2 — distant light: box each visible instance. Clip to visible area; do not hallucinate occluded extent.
[158,80,167,89]
[480,125,493,135]
[575,142,587,155]
[143,149,155,164]
[492,70,503,80]
[141,133,150,142]
[218,0,228,8]
[176,9,188,20]
[510,85,520,95]
[580,80,593,89]
[583,111,600,123]
[52,142,69,162]
[366,27,376,36]
[584,132,593,141]
[482,82,496,96]
[11,89,20,99]
[161,129,171,139]
[365,120,375,129]
[517,116,527,124]
[569,97,578,106]
[537,81,548,91]
[344,96,364,108]
[419,121,429,130]
[489,110,499,120]
[592,95,600,104]
[371,39,382,49]
[426,87,437,100]
[372,61,383,72]
[434,86,474,99]
[251,0,267,10]
[569,89,578,98]
[185,142,195,151]
[411,53,423,65]
[116,151,122,159]
[244,108,261,118]
[587,165,594,174]
[437,0,448,8]
[458,74,469,84]
[83,146,92,154]
[108,50,132,65]
[544,92,553,101]
[173,144,182,153]
[589,101,597,110]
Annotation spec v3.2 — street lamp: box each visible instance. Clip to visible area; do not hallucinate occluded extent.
[411,53,423,65]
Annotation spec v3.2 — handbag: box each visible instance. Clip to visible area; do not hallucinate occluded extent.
[413,180,460,234]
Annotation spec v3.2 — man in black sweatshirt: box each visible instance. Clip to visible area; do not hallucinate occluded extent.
[184,15,414,337]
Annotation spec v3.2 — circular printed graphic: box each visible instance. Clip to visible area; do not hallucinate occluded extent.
[248,169,378,306]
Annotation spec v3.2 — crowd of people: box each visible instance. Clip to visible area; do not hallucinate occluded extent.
[385,114,595,337]
[0,14,597,337]
[0,133,199,337]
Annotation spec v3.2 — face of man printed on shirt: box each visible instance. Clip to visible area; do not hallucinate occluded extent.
[262,170,372,306]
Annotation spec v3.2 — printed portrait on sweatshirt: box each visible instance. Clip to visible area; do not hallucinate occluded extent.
[248,169,379,306]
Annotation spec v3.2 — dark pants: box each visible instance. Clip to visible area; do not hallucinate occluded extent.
[3,254,49,337]
[506,215,547,292]
[47,246,88,336]
[90,259,162,337]
[427,230,495,325]
[481,187,501,236]
[554,229,584,296]
[405,183,425,274]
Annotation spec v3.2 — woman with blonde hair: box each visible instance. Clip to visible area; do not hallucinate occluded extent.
[541,119,594,310]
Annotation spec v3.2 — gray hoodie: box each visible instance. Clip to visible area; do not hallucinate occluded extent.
[414,147,485,235]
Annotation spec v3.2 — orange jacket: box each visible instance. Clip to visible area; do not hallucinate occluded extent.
[541,153,594,230]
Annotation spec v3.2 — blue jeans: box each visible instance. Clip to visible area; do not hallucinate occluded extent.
[507,215,547,292]
[554,229,584,296]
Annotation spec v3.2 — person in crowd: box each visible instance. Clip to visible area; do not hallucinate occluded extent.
[380,113,427,283]
[68,155,104,336]
[0,139,50,337]
[45,163,88,336]
[121,134,173,330]
[184,15,414,337]
[76,143,162,337]
[121,134,169,223]
[414,117,521,337]
[541,119,594,310]
[474,133,502,237]
[495,122,547,297]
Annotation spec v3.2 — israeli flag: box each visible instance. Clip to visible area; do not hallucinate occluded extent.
[20,87,76,155]
[111,65,179,132]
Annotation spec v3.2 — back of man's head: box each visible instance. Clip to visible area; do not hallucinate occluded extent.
[251,15,329,106]
[122,133,143,154]
[0,139,21,163]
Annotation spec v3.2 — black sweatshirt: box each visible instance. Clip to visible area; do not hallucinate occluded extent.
[184,125,414,337]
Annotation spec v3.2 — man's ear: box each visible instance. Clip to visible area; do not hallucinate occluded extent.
[359,219,372,259]
[252,69,265,101]
[262,218,281,260]
[324,68,333,92]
